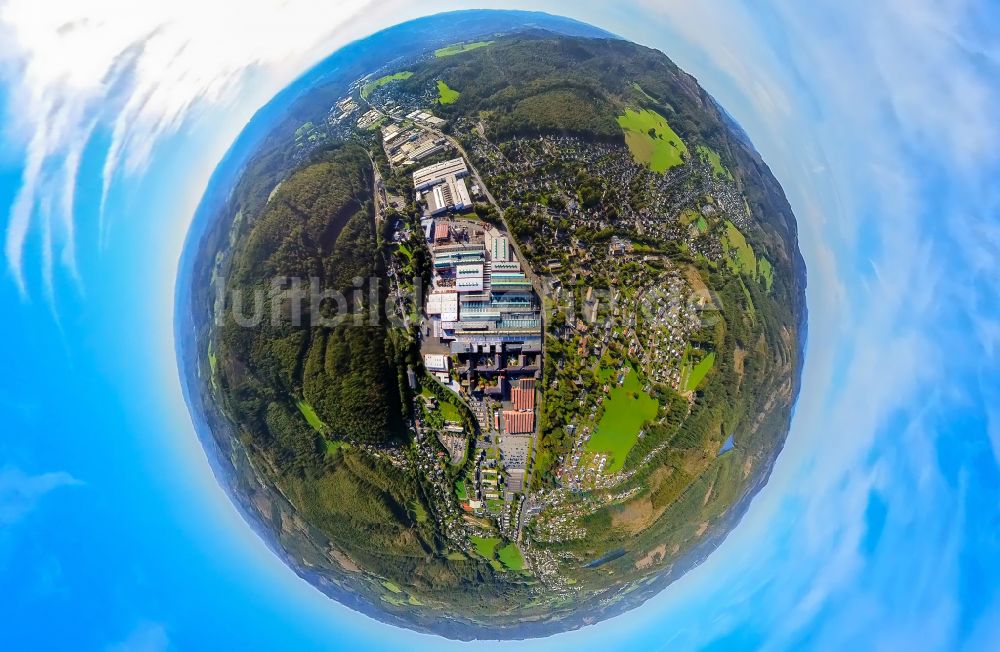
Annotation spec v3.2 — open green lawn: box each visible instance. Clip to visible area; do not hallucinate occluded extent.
[471,536,502,560]
[685,352,716,392]
[696,144,733,180]
[439,400,461,422]
[586,367,659,473]
[696,216,709,233]
[435,41,494,57]
[411,500,428,523]
[396,242,414,261]
[361,71,413,99]
[455,479,468,501]
[437,80,460,104]
[758,257,774,291]
[497,543,525,571]
[297,400,327,432]
[617,108,689,173]
[723,221,757,278]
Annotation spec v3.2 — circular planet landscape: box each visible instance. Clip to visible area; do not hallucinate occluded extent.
[177,10,806,640]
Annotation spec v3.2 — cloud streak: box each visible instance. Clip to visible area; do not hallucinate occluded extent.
[0,0,379,301]
[0,466,81,526]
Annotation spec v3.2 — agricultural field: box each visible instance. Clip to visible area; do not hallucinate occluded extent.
[437,80,461,104]
[586,368,659,473]
[616,108,689,172]
[361,71,413,99]
[435,41,494,57]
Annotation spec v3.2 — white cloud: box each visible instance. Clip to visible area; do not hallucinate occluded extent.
[0,466,81,526]
[106,621,169,652]
[0,0,381,300]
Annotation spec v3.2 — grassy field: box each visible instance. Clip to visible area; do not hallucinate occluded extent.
[685,352,716,392]
[696,216,709,233]
[439,400,462,422]
[723,220,757,278]
[696,144,733,180]
[297,401,327,432]
[324,439,348,457]
[630,81,658,103]
[435,41,494,57]
[361,71,413,99]
[616,108,689,173]
[498,543,525,571]
[758,257,774,290]
[471,535,501,559]
[437,80,460,104]
[411,500,428,523]
[455,479,468,501]
[381,580,403,593]
[679,208,700,226]
[586,367,659,473]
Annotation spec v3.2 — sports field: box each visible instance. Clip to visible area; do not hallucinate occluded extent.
[586,367,659,473]
[437,80,460,104]
[617,108,689,172]
[435,41,494,57]
[361,71,413,99]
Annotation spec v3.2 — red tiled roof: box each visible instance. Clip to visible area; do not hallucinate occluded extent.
[511,378,536,411]
[434,223,450,240]
[503,410,535,434]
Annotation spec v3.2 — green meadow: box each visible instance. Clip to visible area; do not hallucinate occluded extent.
[497,543,525,571]
[617,108,689,172]
[437,80,461,104]
[685,352,716,392]
[435,41,494,57]
[586,367,659,473]
[696,144,733,180]
[723,221,757,278]
[297,400,327,432]
[471,535,501,559]
[361,71,413,99]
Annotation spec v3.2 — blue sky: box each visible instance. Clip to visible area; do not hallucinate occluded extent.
[1,1,999,650]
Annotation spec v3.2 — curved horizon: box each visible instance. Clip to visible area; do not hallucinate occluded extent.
[1,3,997,650]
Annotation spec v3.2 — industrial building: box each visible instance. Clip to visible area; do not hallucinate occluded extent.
[413,158,473,215]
